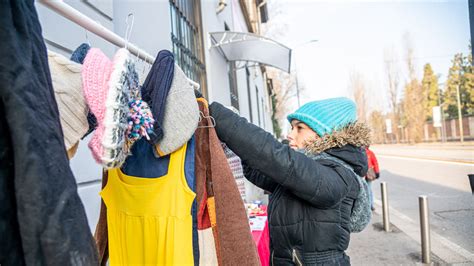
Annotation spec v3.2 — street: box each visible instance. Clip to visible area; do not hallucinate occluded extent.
[371,144,474,259]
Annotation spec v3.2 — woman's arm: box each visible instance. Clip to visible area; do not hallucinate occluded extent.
[242,162,278,193]
[210,102,354,208]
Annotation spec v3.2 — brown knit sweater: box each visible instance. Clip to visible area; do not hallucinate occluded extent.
[195,98,260,266]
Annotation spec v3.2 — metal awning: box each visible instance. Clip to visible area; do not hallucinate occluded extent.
[210,31,291,73]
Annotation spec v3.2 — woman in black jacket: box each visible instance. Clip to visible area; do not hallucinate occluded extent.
[209,97,371,266]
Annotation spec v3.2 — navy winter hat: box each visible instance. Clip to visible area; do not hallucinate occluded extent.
[141,50,175,144]
[287,97,357,136]
[70,43,98,139]
[70,43,91,64]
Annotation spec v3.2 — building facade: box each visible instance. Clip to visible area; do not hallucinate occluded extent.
[36,0,273,230]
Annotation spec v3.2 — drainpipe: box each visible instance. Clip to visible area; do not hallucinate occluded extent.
[216,0,227,14]
[256,0,267,34]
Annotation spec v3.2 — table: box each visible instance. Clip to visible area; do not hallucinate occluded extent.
[249,208,270,266]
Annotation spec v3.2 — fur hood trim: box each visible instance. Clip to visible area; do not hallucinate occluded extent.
[305,122,371,154]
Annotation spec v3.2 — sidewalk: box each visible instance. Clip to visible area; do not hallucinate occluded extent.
[371,143,474,164]
[346,211,445,266]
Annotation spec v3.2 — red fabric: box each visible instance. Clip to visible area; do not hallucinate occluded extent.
[251,208,270,266]
[366,148,379,174]
[252,220,270,266]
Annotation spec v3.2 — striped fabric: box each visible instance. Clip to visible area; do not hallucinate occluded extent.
[287,97,357,136]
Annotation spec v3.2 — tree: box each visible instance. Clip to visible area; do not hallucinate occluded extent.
[401,33,425,143]
[444,53,474,119]
[421,63,440,121]
[384,47,401,142]
[266,68,297,137]
[368,110,386,144]
[349,71,368,123]
[261,1,300,137]
[271,93,282,138]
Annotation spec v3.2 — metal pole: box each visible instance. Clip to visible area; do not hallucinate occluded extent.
[456,83,464,142]
[381,182,390,232]
[295,69,301,108]
[292,49,301,108]
[291,40,317,108]
[419,196,431,264]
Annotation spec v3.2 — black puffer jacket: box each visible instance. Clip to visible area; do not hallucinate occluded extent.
[209,102,369,266]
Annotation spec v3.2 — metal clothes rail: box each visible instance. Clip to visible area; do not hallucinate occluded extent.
[38,0,200,89]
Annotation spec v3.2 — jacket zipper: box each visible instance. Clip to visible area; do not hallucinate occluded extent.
[292,249,303,266]
[271,250,275,266]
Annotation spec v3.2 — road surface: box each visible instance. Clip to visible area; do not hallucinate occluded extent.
[370,145,473,259]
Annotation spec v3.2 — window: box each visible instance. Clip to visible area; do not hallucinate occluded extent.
[256,87,261,126]
[225,23,240,110]
[246,67,253,123]
[228,62,240,110]
[169,0,207,96]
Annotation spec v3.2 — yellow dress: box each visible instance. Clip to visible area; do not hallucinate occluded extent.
[101,143,196,265]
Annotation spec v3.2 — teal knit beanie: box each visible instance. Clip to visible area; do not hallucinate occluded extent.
[287,97,357,136]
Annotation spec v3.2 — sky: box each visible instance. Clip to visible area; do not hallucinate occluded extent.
[264,0,471,113]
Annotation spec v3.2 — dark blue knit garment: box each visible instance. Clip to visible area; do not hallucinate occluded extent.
[70,43,97,139]
[70,43,90,64]
[141,50,175,144]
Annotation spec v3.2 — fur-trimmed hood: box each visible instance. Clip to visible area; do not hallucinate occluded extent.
[305,122,371,154]
[304,122,371,177]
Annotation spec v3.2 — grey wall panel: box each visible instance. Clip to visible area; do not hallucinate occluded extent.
[83,0,114,20]
[69,136,103,184]
[201,0,238,106]
[113,1,172,60]
[236,67,250,121]
[77,182,102,232]
[36,2,116,57]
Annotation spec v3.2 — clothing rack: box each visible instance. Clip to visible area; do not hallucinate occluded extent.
[38,0,200,90]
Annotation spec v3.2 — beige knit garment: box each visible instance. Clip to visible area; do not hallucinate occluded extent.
[48,50,89,151]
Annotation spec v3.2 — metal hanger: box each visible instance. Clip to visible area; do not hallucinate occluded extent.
[124,13,134,49]
[85,29,91,46]
[198,111,216,128]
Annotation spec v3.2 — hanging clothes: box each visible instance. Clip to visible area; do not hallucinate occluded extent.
[194,97,218,266]
[223,143,246,200]
[95,170,110,266]
[95,137,199,265]
[153,65,199,157]
[122,137,200,265]
[48,50,88,158]
[141,50,175,144]
[70,43,91,64]
[82,48,138,168]
[0,1,98,264]
[194,98,260,265]
[100,143,195,265]
[70,43,98,139]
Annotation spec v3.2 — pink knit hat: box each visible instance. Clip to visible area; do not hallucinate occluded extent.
[82,48,132,168]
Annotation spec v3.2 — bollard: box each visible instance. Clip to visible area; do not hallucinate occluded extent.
[419,195,431,264]
[468,174,474,194]
[381,182,390,232]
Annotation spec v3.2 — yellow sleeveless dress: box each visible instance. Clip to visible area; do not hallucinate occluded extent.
[100,143,196,265]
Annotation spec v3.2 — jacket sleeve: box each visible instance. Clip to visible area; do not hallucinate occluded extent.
[209,102,353,208]
[368,148,380,175]
[242,162,278,193]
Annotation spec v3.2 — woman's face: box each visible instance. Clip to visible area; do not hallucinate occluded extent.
[287,120,318,150]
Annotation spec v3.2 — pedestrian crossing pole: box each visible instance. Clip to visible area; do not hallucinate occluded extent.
[381,182,390,232]
[419,195,431,264]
